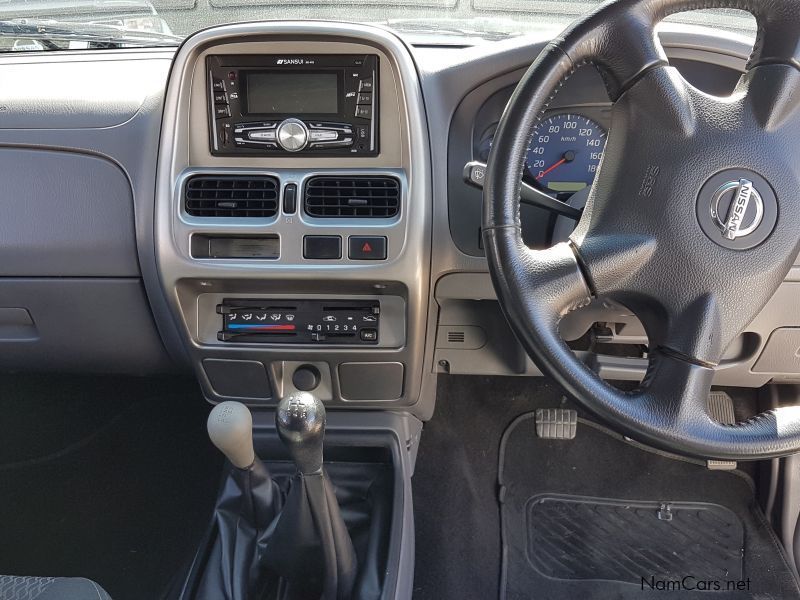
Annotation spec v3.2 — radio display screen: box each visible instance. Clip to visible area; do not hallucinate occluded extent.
[244,71,339,114]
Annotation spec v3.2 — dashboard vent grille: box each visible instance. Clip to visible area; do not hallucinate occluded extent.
[304,176,400,218]
[447,331,466,344]
[184,175,279,218]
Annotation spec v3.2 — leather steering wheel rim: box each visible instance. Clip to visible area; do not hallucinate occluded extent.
[483,0,800,460]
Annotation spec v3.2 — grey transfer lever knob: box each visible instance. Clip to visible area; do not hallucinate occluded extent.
[207,401,256,469]
[276,391,326,475]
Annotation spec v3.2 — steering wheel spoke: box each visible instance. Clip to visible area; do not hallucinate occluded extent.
[483,236,593,327]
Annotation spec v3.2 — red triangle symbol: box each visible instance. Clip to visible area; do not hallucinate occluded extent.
[361,242,372,252]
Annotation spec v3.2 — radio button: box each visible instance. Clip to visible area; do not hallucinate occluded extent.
[355,106,372,120]
[214,92,228,104]
[215,105,231,119]
[357,92,372,105]
[235,121,277,132]
[309,122,353,133]
[309,130,338,141]
[234,137,277,149]
[358,79,374,92]
[355,125,369,141]
[309,137,353,149]
[248,130,277,141]
[212,78,225,91]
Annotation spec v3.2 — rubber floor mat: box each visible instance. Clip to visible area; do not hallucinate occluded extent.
[526,495,742,582]
[499,413,800,599]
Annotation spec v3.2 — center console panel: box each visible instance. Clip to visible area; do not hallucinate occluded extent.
[155,22,432,412]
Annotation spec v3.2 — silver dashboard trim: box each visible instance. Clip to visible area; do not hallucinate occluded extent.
[154,21,433,430]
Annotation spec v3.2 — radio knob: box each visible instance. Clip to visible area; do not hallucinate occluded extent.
[276,118,308,152]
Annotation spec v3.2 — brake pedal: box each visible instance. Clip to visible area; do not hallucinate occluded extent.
[707,391,737,470]
[535,408,577,440]
[708,391,736,425]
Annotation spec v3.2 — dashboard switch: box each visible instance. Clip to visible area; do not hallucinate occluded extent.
[303,236,341,260]
[349,236,387,260]
[309,130,338,141]
[248,129,276,141]
[283,183,297,214]
[355,105,372,119]
[360,328,378,342]
[358,79,373,92]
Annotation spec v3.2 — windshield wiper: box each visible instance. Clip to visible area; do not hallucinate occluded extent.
[0,18,181,48]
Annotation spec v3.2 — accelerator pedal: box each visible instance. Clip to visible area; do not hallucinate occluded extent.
[535,408,577,440]
[707,391,737,471]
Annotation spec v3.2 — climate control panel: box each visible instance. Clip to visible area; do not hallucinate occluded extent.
[217,299,380,344]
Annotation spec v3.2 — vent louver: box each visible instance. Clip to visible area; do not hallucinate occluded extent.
[447,331,466,344]
[184,175,279,218]
[304,176,400,218]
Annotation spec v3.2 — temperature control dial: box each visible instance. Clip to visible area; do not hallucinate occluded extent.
[276,118,309,152]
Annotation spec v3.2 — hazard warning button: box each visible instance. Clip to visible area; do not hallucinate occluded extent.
[348,236,387,260]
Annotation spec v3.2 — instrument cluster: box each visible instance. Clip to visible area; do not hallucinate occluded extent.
[476,107,611,202]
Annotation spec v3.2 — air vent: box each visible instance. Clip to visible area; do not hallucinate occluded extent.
[304,176,400,218]
[184,175,279,218]
[447,331,466,344]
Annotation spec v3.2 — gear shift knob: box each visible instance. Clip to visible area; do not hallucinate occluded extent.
[276,391,326,475]
[207,401,256,469]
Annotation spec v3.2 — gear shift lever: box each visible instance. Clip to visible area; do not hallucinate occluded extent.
[276,391,326,474]
[207,401,256,469]
[199,402,281,600]
[267,390,357,600]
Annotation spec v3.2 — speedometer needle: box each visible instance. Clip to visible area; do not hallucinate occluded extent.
[535,150,576,181]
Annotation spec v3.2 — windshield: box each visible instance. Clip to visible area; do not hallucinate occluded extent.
[0,0,756,52]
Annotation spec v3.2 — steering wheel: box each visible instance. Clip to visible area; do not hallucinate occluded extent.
[483,0,800,460]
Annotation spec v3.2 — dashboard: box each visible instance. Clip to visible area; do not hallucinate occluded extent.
[0,21,799,419]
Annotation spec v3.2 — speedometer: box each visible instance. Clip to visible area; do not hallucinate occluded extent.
[527,113,607,196]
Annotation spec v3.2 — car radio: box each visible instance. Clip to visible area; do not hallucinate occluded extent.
[208,54,378,156]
